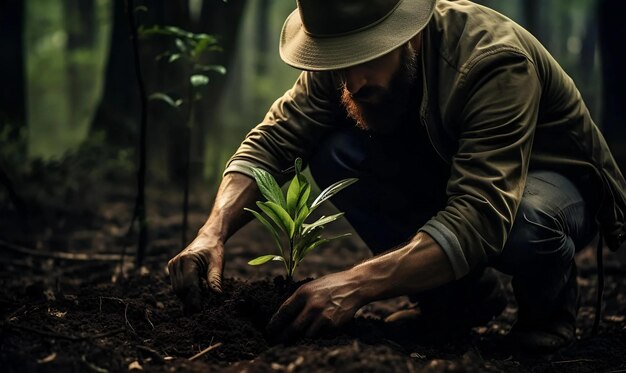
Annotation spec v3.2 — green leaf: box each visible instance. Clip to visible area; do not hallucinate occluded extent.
[294,157,303,173]
[148,93,182,108]
[193,37,217,57]
[294,201,310,232]
[251,167,286,208]
[303,212,344,234]
[293,225,323,263]
[168,53,181,63]
[135,5,148,12]
[190,74,209,87]
[286,158,311,216]
[286,174,307,216]
[296,183,311,212]
[310,178,358,212]
[195,64,227,74]
[175,38,188,52]
[301,233,351,257]
[248,255,282,265]
[257,201,295,238]
[244,208,285,257]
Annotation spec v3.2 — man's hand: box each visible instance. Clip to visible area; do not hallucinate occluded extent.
[167,172,260,312]
[266,233,456,343]
[168,233,224,313]
[266,270,365,343]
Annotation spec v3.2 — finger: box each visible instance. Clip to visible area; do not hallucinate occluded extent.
[180,258,203,313]
[304,317,331,339]
[267,292,307,339]
[169,258,185,296]
[276,308,315,343]
[167,259,178,292]
[207,255,223,293]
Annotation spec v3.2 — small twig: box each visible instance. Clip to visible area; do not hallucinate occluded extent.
[6,305,26,320]
[90,328,127,339]
[551,359,596,365]
[188,342,223,361]
[144,309,154,329]
[137,345,164,363]
[99,296,127,303]
[607,369,626,373]
[124,303,136,333]
[82,355,109,373]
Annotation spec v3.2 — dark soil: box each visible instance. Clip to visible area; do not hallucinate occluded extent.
[1,194,625,372]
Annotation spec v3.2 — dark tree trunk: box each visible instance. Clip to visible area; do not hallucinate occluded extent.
[599,0,626,171]
[189,0,247,185]
[0,0,26,149]
[0,0,27,229]
[65,0,95,49]
[140,0,190,183]
[90,0,140,148]
[521,0,539,34]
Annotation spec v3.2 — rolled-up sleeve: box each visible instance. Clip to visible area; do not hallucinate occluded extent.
[420,51,542,279]
[224,71,344,183]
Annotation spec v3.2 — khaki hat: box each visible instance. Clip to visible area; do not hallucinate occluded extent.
[280,0,436,71]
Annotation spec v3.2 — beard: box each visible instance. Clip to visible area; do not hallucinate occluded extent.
[340,43,418,134]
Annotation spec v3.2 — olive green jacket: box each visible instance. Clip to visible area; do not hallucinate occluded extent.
[225,0,626,278]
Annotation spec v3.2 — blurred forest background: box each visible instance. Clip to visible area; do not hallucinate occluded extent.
[0,0,624,258]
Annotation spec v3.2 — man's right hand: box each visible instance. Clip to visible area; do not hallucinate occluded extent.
[168,233,225,313]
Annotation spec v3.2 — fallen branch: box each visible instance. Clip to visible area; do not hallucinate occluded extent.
[0,239,125,261]
[188,342,223,361]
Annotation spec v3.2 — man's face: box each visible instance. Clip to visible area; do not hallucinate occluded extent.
[339,41,418,134]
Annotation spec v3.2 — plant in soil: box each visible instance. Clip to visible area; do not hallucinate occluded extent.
[245,158,357,281]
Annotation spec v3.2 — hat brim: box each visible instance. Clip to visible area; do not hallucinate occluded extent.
[280,0,436,71]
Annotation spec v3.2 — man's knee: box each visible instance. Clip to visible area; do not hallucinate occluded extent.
[495,174,583,275]
[507,198,574,260]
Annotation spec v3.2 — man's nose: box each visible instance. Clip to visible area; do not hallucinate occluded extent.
[343,66,368,95]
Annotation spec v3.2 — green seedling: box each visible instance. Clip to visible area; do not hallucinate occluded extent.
[245,158,357,280]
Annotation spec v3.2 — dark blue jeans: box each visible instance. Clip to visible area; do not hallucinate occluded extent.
[309,128,597,319]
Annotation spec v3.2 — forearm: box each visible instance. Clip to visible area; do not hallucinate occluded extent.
[198,172,261,242]
[349,232,456,304]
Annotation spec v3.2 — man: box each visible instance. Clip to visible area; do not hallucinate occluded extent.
[168,0,626,352]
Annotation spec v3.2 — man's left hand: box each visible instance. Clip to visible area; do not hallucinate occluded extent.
[266,270,365,343]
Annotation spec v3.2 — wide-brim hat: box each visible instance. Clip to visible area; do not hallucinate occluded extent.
[280,0,436,71]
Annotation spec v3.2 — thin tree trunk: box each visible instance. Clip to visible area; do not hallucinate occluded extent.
[125,0,149,268]
[599,0,626,171]
[0,0,26,153]
[90,0,139,148]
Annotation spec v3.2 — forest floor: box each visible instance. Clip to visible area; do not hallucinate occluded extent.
[1,187,625,372]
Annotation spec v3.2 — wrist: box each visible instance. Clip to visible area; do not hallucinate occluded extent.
[346,264,384,306]
[197,223,225,243]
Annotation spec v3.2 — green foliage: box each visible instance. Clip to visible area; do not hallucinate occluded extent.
[245,158,357,280]
[140,24,226,108]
